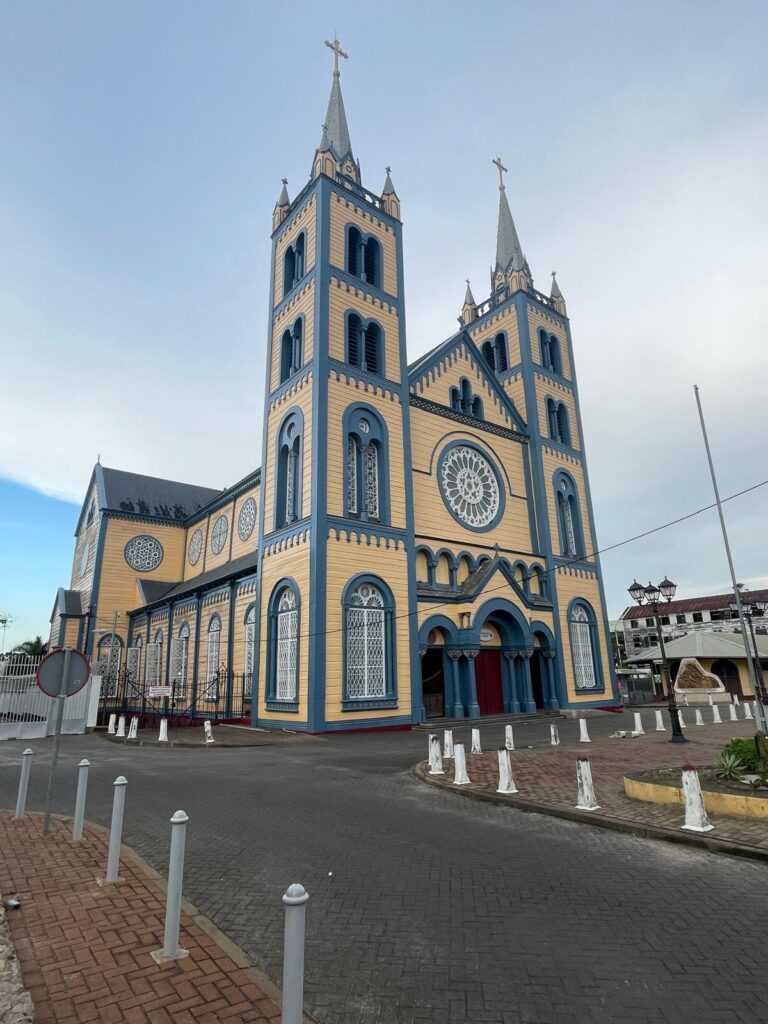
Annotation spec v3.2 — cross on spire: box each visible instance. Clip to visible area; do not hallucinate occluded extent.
[325,36,348,76]
[492,155,508,191]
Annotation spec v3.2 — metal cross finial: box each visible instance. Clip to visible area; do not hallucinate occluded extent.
[492,155,508,190]
[325,36,348,76]
[282,178,288,186]
[385,165,391,175]
[466,278,470,285]
[551,270,556,279]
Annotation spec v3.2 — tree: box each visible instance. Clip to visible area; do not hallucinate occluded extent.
[13,636,48,657]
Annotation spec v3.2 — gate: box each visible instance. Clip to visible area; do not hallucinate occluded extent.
[0,654,95,740]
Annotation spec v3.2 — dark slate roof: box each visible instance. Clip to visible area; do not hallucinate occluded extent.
[136,580,179,606]
[621,588,768,621]
[99,466,222,521]
[130,551,259,613]
[51,588,84,621]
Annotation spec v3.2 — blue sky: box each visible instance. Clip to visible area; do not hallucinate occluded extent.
[1,0,767,649]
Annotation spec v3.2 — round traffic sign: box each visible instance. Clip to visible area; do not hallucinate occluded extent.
[36,648,91,698]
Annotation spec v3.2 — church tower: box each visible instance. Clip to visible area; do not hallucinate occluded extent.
[252,39,420,730]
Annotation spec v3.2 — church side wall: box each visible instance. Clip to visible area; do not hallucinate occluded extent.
[273,193,317,306]
[554,568,613,703]
[329,191,398,298]
[270,284,315,393]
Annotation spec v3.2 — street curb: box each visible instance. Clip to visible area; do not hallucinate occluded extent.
[412,764,768,864]
[12,813,317,1024]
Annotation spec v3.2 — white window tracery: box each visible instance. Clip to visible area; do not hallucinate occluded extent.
[346,583,386,699]
[275,590,298,701]
[205,619,221,700]
[170,623,189,699]
[124,535,164,572]
[570,605,597,689]
[211,515,228,555]
[188,528,203,565]
[440,446,500,528]
[347,437,358,514]
[244,608,255,698]
[238,498,257,541]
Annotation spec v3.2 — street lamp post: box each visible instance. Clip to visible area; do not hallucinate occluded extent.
[729,598,767,705]
[628,578,687,743]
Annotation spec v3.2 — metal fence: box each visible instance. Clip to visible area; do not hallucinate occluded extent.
[0,653,95,740]
[96,665,251,727]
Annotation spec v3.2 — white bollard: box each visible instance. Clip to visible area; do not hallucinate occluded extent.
[14,749,33,820]
[281,883,310,1024]
[683,695,689,706]
[708,694,714,707]
[655,709,666,732]
[471,728,481,754]
[734,694,740,707]
[116,715,126,738]
[496,749,518,794]
[550,723,560,746]
[105,776,127,884]
[158,719,168,743]
[428,734,444,775]
[443,729,454,760]
[203,720,214,744]
[678,710,687,729]
[681,767,714,832]
[127,716,139,740]
[576,758,600,811]
[729,703,738,722]
[72,759,90,842]
[151,811,190,962]
[107,713,117,735]
[695,709,704,727]
[505,723,515,751]
[745,702,753,720]
[633,712,644,736]
[578,718,591,743]
[712,704,722,724]
[452,744,470,785]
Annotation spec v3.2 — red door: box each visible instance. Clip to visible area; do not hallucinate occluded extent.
[475,650,504,715]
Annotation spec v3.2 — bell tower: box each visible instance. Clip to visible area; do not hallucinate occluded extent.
[252,39,420,731]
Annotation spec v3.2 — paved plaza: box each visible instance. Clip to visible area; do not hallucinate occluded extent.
[0,711,766,1024]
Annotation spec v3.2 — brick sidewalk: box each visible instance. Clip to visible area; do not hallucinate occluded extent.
[419,717,768,853]
[0,813,283,1023]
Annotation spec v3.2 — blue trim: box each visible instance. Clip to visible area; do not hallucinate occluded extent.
[341,401,391,524]
[343,309,386,378]
[329,359,402,399]
[271,267,316,323]
[277,312,306,386]
[468,597,533,648]
[436,439,506,533]
[552,468,586,559]
[340,574,398,711]
[269,364,313,404]
[265,577,301,712]
[565,597,606,694]
[85,514,109,656]
[330,268,397,307]
[344,222,384,290]
[273,406,305,530]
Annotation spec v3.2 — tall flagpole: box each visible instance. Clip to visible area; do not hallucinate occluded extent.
[693,385,766,727]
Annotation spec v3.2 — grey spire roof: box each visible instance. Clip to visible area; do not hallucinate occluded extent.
[382,167,396,195]
[276,179,290,207]
[550,271,563,299]
[463,280,476,306]
[322,75,353,161]
[495,186,526,273]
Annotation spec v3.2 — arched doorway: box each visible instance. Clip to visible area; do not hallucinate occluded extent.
[472,600,533,716]
[422,645,446,718]
[530,651,545,709]
[418,619,460,718]
[711,658,742,697]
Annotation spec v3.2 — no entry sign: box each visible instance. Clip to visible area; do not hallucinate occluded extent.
[36,647,91,698]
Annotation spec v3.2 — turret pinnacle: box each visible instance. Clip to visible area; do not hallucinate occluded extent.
[382,166,396,195]
[464,279,475,306]
[277,178,290,208]
[272,178,290,231]
[321,37,354,162]
[550,270,567,315]
[460,278,477,326]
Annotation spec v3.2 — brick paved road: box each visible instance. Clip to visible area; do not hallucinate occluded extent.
[0,711,766,1024]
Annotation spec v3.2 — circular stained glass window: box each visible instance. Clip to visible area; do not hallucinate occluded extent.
[211,514,228,554]
[124,535,164,572]
[238,498,257,541]
[79,541,90,578]
[188,528,203,566]
[439,445,500,529]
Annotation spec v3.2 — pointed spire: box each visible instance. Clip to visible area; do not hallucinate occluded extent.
[277,178,290,208]
[321,37,353,162]
[464,279,475,306]
[460,279,477,326]
[495,175,525,272]
[272,178,291,231]
[382,166,396,195]
[380,165,401,219]
[550,270,567,314]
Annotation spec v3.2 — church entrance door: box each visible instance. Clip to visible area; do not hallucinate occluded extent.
[475,650,504,715]
[530,651,545,709]
[422,649,446,718]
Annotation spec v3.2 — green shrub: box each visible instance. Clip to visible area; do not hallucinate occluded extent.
[714,751,747,782]
[721,737,758,771]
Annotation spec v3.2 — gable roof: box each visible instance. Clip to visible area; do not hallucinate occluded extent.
[98,466,222,521]
[417,555,550,610]
[408,328,527,434]
[50,588,84,622]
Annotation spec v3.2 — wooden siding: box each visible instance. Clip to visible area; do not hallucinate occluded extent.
[328,281,401,383]
[329,192,398,298]
[537,387,581,450]
[528,307,572,379]
[541,452,592,560]
[469,304,521,368]
[273,193,317,305]
[415,350,513,429]
[229,485,261,562]
[270,283,315,393]
[263,384,313,532]
[554,570,612,703]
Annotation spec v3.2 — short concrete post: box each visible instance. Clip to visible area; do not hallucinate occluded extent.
[443,729,454,759]
[578,718,591,743]
[452,744,470,785]
[505,723,514,751]
[152,811,190,961]
[203,720,214,744]
[712,703,722,724]
[158,719,168,742]
[105,776,127,884]
[116,715,126,738]
[728,703,738,722]
[633,712,644,735]
[428,734,444,775]
[708,694,714,707]
[745,702,753,720]
[496,749,518,794]
[733,694,740,706]
[14,749,33,820]
[470,728,481,754]
[681,767,713,832]
[72,759,90,842]
[678,710,687,729]
[654,709,666,732]
[576,758,600,811]
[695,709,704,726]
[550,723,560,746]
[281,883,310,1024]
[683,695,689,706]
[107,714,117,734]
[127,716,139,740]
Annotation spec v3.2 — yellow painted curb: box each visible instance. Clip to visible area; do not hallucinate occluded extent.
[624,776,768,820]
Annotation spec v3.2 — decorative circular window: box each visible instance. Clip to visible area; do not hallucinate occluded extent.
[79,541,90,578]
[238,498,257,541]
[188,528,203,566]
[358,419,370,434]
[124,535,164,572]
[211,514,228,554]
[439,445,501,529]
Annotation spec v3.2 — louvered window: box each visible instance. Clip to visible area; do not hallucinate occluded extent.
[364,324,380,374]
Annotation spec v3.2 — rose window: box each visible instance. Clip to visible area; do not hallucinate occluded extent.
[440,445,500,528]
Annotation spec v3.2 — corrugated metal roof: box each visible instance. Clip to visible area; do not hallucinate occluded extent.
[628,630,768,663]
[621,588,768,620]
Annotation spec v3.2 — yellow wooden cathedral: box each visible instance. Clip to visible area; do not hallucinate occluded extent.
[49,40,616,730]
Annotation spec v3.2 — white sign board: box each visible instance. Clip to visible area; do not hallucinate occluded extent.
[480,629,495,642]
[149,686,172,697]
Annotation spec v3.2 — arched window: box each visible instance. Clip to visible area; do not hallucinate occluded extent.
[482,333,508,375]
[513,562,529,594]
[282,232,306,297]
[363,237,380,287]
[482,340,496,372]
[569,602,601,690]
[435,553,452,586]
[346,227,381,288]
[416,549,431,582]
[279,318,303,384]
[471,396,484,418]
[344,406,388,523]
[204,616,221,700]
[266,583,300,709]
[171,623,190,699]
[456,555,472,584]
[547,399,571,446]
[98,634,123,697]
[549,335,562,375]
[539,329,550,368]
[346,314,383,375]
[531,564,547,598]
[555,472,585,558]
[244,606,255,699]
[347,226,362,277]
[275,411,302,528]
[343,578,395,706]
[449,386,460,411]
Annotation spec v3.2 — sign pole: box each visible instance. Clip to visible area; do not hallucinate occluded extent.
[42,648,71,835]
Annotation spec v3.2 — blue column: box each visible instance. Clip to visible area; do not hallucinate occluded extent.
[520,649,536,713]
[447,650,464,718]
[465,650,481,719]
[544,651,559,710]
[502,651,520,713]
